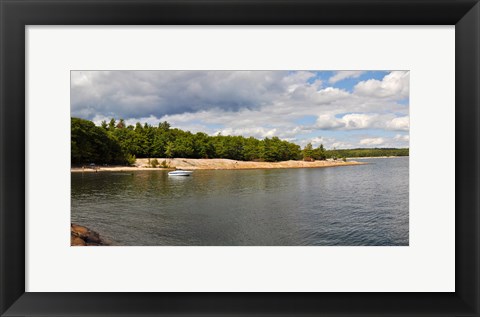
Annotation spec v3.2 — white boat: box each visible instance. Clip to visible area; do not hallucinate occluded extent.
[168,170,193,176]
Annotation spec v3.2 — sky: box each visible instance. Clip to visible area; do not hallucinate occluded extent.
[71,70,409,149]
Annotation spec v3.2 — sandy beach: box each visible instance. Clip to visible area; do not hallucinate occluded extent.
[71,158,366,172]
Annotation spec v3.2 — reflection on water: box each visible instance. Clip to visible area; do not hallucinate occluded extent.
[71,157,409,246]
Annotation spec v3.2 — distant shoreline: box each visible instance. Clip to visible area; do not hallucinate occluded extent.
[71,158,367,172]
[348,156,409,159]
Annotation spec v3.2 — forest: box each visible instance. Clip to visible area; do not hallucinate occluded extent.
[71,117,409,165]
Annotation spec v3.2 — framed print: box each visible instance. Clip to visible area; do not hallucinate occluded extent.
[69,69,411,247]
[1,0,479,316]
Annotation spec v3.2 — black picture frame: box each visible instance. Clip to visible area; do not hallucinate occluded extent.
[1,0,479,316]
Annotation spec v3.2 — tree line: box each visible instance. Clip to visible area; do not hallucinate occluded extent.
[327,148,409,158]
[71,117,409,165]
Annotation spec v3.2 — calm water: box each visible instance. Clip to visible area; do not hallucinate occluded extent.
[71,157,409,246]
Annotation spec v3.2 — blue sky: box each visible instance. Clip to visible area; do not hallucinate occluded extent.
[71,70,409,149]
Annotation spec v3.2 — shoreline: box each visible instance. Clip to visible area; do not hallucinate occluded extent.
[72,158,367,172]
[348,156,409,159]
[71,223,109,246]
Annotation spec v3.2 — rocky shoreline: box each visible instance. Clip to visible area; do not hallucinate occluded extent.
[71,223,108,246]
[71,158,366,172]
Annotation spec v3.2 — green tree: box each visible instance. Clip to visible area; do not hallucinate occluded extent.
[243,137,262,161]
[158,121,171,131]
[172,133,195,158]
[288,143,302,160]
[101,120,108,130]
[263,137,284,162]
[313,144,326,160]
[108,118,116,131]
[71,117,125,165]
[302,143,314,161]
[193,132,214,158]
[165,141,175,158]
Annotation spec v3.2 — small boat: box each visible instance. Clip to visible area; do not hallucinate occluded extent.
[168,170,193,176]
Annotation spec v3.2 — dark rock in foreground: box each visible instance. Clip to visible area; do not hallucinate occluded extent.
[71,223,108,246]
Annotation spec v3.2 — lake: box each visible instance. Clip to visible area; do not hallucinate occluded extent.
[71,157,409,246]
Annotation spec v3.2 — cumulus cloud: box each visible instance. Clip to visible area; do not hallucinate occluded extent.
[316,113,409,131]
[328,71,365,84]
[386,116,410,131]
[354,71,409,100]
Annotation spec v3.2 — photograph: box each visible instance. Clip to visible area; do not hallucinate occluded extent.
[70,70,410,246]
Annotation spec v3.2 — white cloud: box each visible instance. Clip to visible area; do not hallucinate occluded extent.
[342,113,375,129]
[354,71,409,100]
[315,114,345,130]
[215,127,278,139]
[302,134,409,150]
[329,71,366,84]
[360,137,386,146]
[394,134,410,142]
[386,116,410,131]
[300,136,354,150]
[316,113,409,131]
[331,142,355,149]
[314,87,350,102]
[310,136,328,147]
